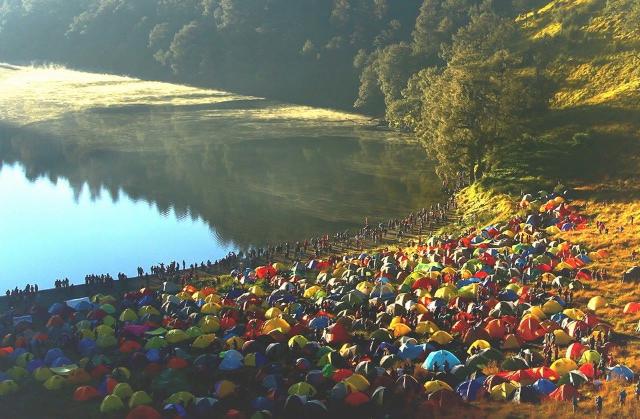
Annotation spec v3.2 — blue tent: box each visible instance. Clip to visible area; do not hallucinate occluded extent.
[78,338,97,357]
[398,344,429,360]
[456,378,483,401]
[308,316,330,330]
[532,378,557,395]
[48,302,65,315]
[146,349,161,363]
[422,350,462,372]
[219,350,243,371]
[26,359,46,373]
[498,289,518,302]
[607,365,634,381]
[44,348,64,366]
[194,397,219,416]
[51,356,73,368]
[252,396,275,411]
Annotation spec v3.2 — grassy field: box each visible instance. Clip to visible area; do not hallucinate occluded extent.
[434,181,640,418]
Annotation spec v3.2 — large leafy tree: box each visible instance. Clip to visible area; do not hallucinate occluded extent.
[393,11,547,181]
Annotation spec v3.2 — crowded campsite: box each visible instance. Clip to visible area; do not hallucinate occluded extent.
[0,190,639,418]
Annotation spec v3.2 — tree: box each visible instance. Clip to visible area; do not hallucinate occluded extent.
[394,11,547,181]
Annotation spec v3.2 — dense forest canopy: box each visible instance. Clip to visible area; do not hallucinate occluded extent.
[1,0,638,182]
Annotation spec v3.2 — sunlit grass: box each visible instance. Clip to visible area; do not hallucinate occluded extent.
[0,65,375,126]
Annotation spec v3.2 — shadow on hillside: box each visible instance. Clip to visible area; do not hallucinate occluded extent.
[484,103,640,194]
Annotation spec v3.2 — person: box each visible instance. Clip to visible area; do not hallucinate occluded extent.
[572,395,579,413]
[619,389,627,406]
[595,395,603,414]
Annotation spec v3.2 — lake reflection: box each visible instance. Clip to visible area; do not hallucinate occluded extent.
[0,65,443,288]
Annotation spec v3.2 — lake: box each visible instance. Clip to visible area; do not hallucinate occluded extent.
[0,64,443,289]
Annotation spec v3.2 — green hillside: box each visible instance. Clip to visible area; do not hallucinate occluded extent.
[0,0,637,190]
[488,0,640,191]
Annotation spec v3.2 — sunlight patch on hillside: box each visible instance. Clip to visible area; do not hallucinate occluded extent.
[518,0,594,22]
[551,54,640,108]
[533,21,562,39]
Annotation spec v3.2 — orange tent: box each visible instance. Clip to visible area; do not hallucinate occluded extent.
[517,317,545,342]
[485,319,508,340]
[255,265,277,279]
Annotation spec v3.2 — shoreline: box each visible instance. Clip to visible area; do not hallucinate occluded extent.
[0,191,461,315]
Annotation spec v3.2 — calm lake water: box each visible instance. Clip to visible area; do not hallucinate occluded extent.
[0,64,442,289]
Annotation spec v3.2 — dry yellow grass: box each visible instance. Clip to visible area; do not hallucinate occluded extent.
[519,0,640,110]
[445,183,640,417]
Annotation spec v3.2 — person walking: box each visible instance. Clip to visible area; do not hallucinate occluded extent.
[619,389,627,407]
[595,395,603,415]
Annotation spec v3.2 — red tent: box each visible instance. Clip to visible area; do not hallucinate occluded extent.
[517,317,545,341]
[565,342,586,361]
[548,384,578,402]
[73,386,100,401]
[126,406,162,419]
[579,362,595,379]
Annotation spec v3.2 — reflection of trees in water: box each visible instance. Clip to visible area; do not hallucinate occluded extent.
[0,109,442,247]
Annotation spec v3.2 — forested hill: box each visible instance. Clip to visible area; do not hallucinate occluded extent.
[1,0,639,186]
[0,0,547,111]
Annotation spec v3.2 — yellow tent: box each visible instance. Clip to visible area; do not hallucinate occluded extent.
[467,339,491,355]
[288,335,309,349]
[199,316,220,333]
[262,318,291,334]
[43,375,66,391]
[113,383,133,400]
[423,380,453,394]
[215,380,236,398]
[429,331,453,345]
[288,382,317,397]
[0,380,18,396]
[129,391,153,408]
[356,281,374,295]
[550,358,578,376]
[501,334,521,350]
[265,307,282,319]
[100,395,124,413]
[165,329,189,344]
[304,286,322,298]
[587,296,608,311]
[415,320,440,335]
[200,302,220,314]
[391,323,412,338]
[542,300,563,315]
[119,309,138,322]
[553,329,573,346]
[563,308,585,321]
[34,367,53,382]
[138,305,160,316]
[249,286,266,297]
[192,334,216,349]
[526,306,547,321]
[165,391,195,406]
[344,374,370,392]
[434,285,457,301]
[490,382,518,400]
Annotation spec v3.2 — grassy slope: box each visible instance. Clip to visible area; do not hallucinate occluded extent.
[453,186,640,418]
[485,0,640,194]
